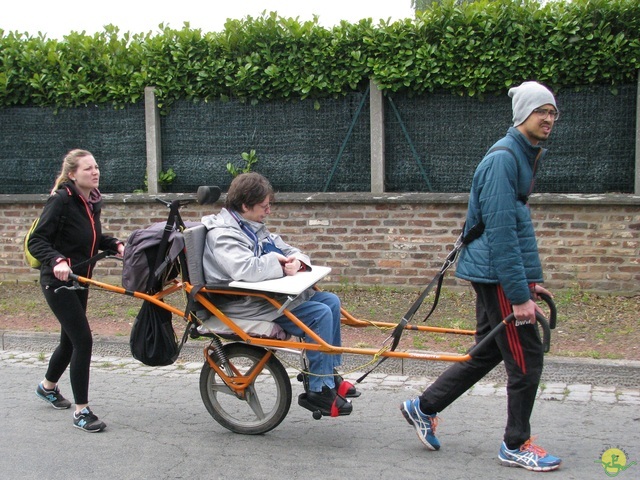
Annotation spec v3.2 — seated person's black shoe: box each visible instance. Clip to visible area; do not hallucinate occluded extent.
[306,386,353,416]
[334,369,361,398]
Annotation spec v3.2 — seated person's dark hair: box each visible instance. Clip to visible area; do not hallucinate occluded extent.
[225,172,274,212]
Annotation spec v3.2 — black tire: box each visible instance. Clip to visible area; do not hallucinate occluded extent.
[199,343,292,435]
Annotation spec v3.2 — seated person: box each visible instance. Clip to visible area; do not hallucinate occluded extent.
[201,172,358,414]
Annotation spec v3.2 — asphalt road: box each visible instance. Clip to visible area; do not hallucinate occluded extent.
[2,350,639,480]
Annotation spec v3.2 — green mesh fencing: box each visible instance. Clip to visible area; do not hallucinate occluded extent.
[0,85,636,194]
[0,105,146,194]
[536,85,636,193]
[384,85,636,193]
[159,91,371,193]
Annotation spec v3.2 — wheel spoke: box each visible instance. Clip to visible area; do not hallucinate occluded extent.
[244,385,266,419]
[209,383,235,396]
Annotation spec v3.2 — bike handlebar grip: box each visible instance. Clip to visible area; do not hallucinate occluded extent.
[68,273,79,281]
[197,186,222,205]
[502,312,555,353]
[537,293,557,329]
[504,312,551,353]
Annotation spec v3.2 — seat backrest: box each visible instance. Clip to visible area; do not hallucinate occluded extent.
[183,224,207,285]
[182,222,289,340]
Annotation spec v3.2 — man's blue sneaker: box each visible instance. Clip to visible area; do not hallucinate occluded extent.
[400,398,440,451]
[498,439,562,472]
[36,383,71,409]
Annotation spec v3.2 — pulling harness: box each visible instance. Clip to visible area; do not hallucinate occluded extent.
[355,221,486,384]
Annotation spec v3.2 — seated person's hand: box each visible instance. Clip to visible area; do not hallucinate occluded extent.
[274,253,288,265]
[282,256,302,276]
[273,253,295,276]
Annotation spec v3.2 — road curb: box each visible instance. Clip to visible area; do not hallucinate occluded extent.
[3,329,640,388]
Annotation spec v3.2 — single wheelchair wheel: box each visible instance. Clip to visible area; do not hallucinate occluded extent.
[199,342,292,435]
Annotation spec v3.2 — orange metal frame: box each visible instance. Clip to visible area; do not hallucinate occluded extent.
[69,272,557,400]
[71,274,479,365]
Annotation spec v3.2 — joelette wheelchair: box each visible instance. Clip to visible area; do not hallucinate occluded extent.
[63,187,555,435]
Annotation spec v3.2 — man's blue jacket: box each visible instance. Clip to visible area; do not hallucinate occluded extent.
[455,127,546,305]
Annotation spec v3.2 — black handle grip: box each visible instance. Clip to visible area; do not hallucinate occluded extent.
[468,308,552,359]
[535,311,551,353]
[537,293,557,330]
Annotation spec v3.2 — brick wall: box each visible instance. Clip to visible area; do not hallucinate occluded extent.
[1,192,639,294]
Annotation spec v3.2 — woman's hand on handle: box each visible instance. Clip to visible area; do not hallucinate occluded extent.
[53,261,72,282]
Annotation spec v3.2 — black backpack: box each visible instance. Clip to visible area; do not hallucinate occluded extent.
[121,221,198,294]
[124,201,200,365]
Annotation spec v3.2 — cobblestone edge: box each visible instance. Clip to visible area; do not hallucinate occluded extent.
[3,349,639,406]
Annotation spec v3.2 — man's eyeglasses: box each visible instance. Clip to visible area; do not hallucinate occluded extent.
[533,108,560,121]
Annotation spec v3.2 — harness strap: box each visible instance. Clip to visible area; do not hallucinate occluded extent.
[184,284,204,324]
[357,147,541,383]
[355,221,485,384]
[487,146,541,204]
[148,201,183,293]
[173,284,205,355]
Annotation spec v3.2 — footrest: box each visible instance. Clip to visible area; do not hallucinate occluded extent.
[298,392,352,420]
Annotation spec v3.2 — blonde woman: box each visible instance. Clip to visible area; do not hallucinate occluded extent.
[29,149,124,432]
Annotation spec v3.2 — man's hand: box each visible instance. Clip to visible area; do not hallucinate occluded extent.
[512,300,538,325]
[513,285,553,324]
[530,284,552,301]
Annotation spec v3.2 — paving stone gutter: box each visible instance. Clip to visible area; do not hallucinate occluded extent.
[3,330,639,389]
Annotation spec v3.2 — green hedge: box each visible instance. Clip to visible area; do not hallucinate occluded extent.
[1,0,638,110]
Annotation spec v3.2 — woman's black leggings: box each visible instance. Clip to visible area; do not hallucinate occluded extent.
[41,284,93,405]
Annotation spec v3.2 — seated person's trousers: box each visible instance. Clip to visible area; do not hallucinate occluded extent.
[273,291,342,392]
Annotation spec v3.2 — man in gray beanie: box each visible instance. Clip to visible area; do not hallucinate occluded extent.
[509,80,559,127]
[400,81,562,472]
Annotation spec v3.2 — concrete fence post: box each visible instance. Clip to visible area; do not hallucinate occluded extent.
[144,86,162,195]
[370,80,386,194]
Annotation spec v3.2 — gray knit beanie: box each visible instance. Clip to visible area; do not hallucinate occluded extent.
[508,81,558,126]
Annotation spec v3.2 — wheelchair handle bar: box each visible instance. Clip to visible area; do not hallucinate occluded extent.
[467,294,556,357]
